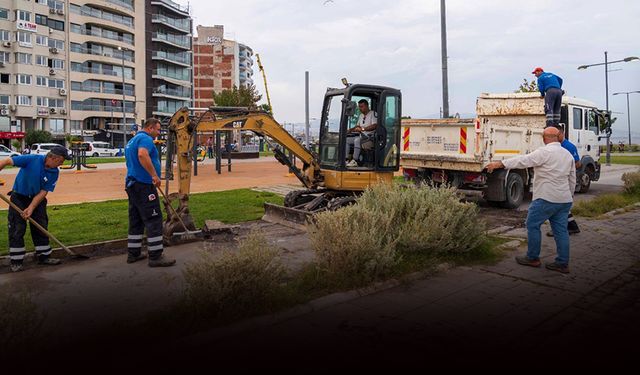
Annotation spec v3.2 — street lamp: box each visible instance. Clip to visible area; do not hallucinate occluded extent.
[118,46,128,147]
[577,52,639,165]
[613,91,640,146]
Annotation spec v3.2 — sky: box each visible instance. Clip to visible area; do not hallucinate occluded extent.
[188,0,640,140]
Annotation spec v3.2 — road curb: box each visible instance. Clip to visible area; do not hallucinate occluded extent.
[603,202,640,218]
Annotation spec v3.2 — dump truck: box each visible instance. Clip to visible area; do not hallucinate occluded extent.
[400,92,603,208]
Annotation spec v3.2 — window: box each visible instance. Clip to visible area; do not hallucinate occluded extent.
[35,14,48,26]
[49,58,64,70]
[48,79,64,89]
[36,55,48,66]
[50,119,64,133]
[0,30,10,41]
[380,94,400,168]
[36,76,48,86]
[16,10,31,22]
[70,120,82,132]
[49,98,64,108]
[0,95,9,105]
[0,8,8,20]
[48,38,64,50]
[16,74,32,85]
[36,35,48,46]
[15,52,32,64]
[0,74,9,84]
[0,52,9,63]
[48,19,65,31]
[572,107,583,130]
[16,95,32,106]
[37,96,48,107]
[16,32,32,46]
[320,94,344,166]
[588,109,599,135]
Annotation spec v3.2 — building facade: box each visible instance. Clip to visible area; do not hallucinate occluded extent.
[238,42,253,87]
[145,0,193,120]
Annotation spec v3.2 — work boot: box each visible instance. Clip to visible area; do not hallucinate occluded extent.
[148,255,176,268]
[545,262,570,274]
[515,256,541,268]
[127,253,147,264]
[38,258,61,266]
[10,262,23,273]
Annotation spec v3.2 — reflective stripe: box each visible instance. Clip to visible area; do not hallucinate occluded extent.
[35,245,51,251]
[128,242,143,248]
[148,244,163,251]
[9,247,26,253]
[10,253,25,260]
[128,234,144,240]
[38,250,52,256]
[147,235,163,243]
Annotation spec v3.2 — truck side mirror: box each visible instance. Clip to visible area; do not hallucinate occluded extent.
[344,101,356,117]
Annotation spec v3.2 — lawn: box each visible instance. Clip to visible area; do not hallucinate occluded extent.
[0,189,283,255]
[609,156,640,165]
[63,157,126,165]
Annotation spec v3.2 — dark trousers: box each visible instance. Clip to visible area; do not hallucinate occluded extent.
[568,211,580,232]
[125,182,164,260]
[544,87,563,126]
[207,146,213,159]
[8,192,51,264]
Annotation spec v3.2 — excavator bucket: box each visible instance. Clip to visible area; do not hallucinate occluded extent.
[262,203,313,230]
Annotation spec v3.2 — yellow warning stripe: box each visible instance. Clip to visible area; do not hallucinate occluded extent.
[494,149,521,154]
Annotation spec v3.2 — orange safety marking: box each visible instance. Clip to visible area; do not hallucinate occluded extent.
[403,127,410,151]
[459,127,467,154]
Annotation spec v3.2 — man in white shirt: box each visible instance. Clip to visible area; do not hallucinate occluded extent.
[486,127,575,273]
[345,99,377,167]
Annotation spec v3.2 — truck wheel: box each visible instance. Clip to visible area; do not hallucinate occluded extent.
[577,168,592,194]
[501,173,524,209]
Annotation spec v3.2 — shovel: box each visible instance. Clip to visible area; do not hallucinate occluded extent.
[0,192,89,260]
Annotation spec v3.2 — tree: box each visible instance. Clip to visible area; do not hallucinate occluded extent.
[25,130,52,146]
[259,103,272,115]
[515,78,539,93]
[212,84,262,108]
[11,140,21,152]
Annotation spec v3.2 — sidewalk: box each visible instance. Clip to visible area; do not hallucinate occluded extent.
[175,207,640,368]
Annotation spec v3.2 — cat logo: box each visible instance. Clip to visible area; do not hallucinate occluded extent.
[232,121,243,128]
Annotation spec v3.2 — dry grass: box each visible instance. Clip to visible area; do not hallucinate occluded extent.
[622,172,640,195]
[574,172,640,217]
[181,231,285,321]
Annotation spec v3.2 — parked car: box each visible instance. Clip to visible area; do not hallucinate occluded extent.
[30,143,64,155]
[81,141,118,157]
[0,144,20,158]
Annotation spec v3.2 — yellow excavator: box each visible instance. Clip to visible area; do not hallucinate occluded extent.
[163,83,402,236]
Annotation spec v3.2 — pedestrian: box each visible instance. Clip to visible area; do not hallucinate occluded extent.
[548,125,581,235]
[206,136,214,159]
[125,118,175,267]
[0,146,70,272]
[486,127,575,273]
[532,67,564,127]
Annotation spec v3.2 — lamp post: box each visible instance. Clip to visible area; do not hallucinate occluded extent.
[613,91,640,146]
[577,52,639,165]
[118,46,128,147]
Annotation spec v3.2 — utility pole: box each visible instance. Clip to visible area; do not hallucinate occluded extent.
[440,0,449,118]
[118,46,127,148]
[613,90,640,146]
[305,71,310,147]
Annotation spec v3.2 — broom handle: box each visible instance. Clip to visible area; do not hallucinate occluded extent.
[158,188,190,232]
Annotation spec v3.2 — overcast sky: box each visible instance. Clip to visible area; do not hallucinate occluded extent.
[189,0,640,138]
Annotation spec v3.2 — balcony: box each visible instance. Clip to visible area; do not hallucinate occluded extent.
[152,32,191,50]
[72,26,134,46]
[152,14,190,33]
[71,103,135,113]
[70,44,135,63]
[152,50,191,67]
[151,0,190,16]
[71,5,134,29]
[152,69,191,83]
[71,65,135,80]
[153,86,191,100]
[106,0,134,11]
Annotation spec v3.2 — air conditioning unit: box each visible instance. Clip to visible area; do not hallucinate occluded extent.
[2,41,11,48]
[59,88,67,96]
[0,109,8,116]
[49,47,58,54]
[9,105,16,112]
[57,9,64,15]
[60,109,67,115]
[49,8,56,14]
[49,69,56,75]
[0,62,4,68]
[49,107,57,114]
[49,29,53,34]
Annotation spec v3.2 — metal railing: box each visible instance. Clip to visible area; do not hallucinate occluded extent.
[71,5,134,28]
[151,32,191,49]
[106,0,134,11]
[152,50,191,65]
[71,65,135,79]
[153,0,190,13]
[153,86,191,98]
[71,27,134,45]
[151,14,190,32]
[71,103,135,112]
[152,69,191,82]
[70,45,135,62]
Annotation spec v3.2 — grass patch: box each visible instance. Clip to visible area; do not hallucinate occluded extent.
[259,151,275,157]
[573,171,640,217]
[63,157,126,165]
[609,156,640,165]
[0,189,283,255]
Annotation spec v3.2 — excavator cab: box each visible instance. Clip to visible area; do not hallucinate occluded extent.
[318,84,402,190]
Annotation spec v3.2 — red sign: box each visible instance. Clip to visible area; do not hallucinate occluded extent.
[111,99,118,106]
[0,132,25,139]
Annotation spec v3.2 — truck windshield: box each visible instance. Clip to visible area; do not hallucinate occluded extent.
[319,94,343,167]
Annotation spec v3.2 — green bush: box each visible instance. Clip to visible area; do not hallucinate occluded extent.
[622,172,640,195]
[0,290,43,352]
[24,129,52,146]
[308,183,485,286]
[182,231,285,320]
[631,144,639,152]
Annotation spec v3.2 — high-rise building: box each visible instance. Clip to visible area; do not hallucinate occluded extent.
[0,0,146,148]
[193,24,254,109]
[145,0,193,120]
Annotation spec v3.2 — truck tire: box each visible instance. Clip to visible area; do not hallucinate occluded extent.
[576,167,592,194]
[501,173,524,209]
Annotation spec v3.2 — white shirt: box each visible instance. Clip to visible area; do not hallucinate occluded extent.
[357,111,377,135]
[501,142,576,203]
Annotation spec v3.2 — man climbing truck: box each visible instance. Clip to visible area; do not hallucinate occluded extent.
[401,92,602,208]
[162,83,402,237]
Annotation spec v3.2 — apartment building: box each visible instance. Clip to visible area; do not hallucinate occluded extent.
[145,0,193,120]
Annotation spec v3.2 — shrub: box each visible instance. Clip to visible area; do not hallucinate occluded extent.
[631,144,639,152]
[622,172,640,195]
[24,129,52,146]
[182,231,285,320]
[0,290,43,352]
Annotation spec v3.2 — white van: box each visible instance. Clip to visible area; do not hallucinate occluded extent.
[0,144,20,158]
[31,143,64,155]
[82,141,117,157]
